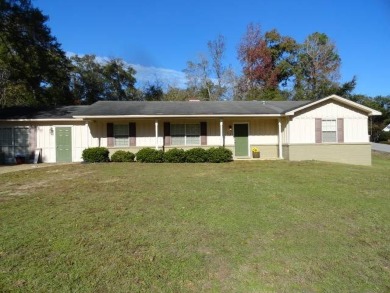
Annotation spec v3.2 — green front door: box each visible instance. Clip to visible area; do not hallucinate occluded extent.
[56,127,72,162]
[234,124,249,157]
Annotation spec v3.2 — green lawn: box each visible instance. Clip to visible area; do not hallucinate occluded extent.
[1,153,389,292]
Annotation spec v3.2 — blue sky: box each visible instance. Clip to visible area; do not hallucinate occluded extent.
[34,0,390,97]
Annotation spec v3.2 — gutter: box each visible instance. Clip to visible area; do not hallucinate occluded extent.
[0,118,85,122]
[73,114,287,119]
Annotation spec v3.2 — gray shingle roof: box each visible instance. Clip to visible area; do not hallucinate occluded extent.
[74,100,312,117]
[0,105,88,120]
[0,100,314,120]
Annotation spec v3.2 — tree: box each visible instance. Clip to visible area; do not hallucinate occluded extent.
[294,32,342,100]
[102,58,137,101]
[142,82,164,101]
[0,0,72,107]
[69,55,137,104]
[183,35,236,101]
[70,55,105,104]
[183,54,213,100]
[163,86,194,101]
[237,24,298,100]
[348,94,390,141]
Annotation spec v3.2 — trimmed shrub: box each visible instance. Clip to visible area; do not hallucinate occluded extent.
[207,147,233,163]
[136,148,164,163]
[82,147,109,163]
[164,148,186,163]
[185,147,208,163]
[111,150,135,162]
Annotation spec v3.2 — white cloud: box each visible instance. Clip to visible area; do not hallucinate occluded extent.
[130,64,187,89]
[66,52,187,90]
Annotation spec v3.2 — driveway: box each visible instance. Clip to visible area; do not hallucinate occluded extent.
[372,143,390,153]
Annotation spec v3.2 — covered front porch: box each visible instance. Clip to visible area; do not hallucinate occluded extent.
[87,117,286,160]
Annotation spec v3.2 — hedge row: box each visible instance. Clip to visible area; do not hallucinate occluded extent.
[82,147,233,163]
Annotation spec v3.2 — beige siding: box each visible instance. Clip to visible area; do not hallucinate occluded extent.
[0,121,89,163]
[250,145,278,159]
[249,118,278,144]
[222,118,279,148]
[98,118,281,160]
[281,117,290,144]
[286,144,372,166]
[344,118,369,142]
[288,101,369,144]
[72,123,90,162]
[36,125,55,162]
[206,119,222,146]
[36,121,88,163]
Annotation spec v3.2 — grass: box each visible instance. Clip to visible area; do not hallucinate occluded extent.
[0,153,389,292]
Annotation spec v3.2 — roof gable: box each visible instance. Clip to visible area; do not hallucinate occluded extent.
[285,95,382,116]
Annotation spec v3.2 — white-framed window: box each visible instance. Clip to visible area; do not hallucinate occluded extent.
[322,119,337,143]
[171,123,200,145]
[0,128,13,147]
[113,124,129,147]
[0,127,29,148]
[0,127,30,162]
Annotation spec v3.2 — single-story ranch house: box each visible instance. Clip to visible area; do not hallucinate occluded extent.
[0,94,381,166]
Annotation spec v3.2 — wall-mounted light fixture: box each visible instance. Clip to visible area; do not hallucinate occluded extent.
[49,127,54,135]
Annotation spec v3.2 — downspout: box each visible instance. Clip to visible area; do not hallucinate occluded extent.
[278,118,283,159]
[155,120,159,150]
[85,122,89,148]
[220,119,224,146]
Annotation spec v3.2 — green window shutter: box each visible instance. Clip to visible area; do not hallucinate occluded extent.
[337,118,344,143]
[164,122,171,146]
[315,118,322,143]
[129,122,136,146]
[107,123,114,147]
[200,122,207,145]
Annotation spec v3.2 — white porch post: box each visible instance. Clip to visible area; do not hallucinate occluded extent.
[85,122,89,148]
[155,120,159,150]
[220,119,224,146]
[278,118,283,159]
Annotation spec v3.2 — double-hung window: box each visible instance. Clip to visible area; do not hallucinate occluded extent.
[0,128,13,148]
[171,124,200,145]
[113,124,129,147]
[0,127,29,162]
[322,119,337,143]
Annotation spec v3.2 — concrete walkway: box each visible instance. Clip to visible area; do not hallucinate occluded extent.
[372,143,390,153]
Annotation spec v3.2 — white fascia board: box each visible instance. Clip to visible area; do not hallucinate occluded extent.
[285,94,382,116]
[73,114,284,119]
[0,118,84,122]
